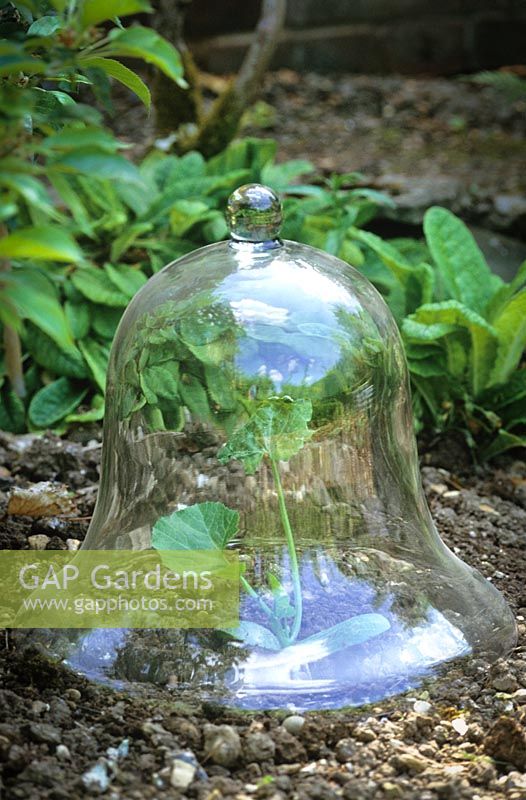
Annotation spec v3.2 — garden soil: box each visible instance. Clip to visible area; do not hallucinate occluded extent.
[0,429,525,800]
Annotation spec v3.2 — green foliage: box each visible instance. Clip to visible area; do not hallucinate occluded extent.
[0,0,184,426]
[0,123,392,432]
[28,377,87,427]
[152,502,239,551]
[218,397,313,475]
[350,206,526,456]
[468,70,526,103]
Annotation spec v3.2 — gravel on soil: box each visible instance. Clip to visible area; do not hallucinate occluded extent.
[0,430,525,799]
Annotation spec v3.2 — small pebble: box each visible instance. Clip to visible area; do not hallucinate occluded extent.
[354,726,376,743]
[204,724,241,767]
[492,674,518,692]
[170,756,196,790]
[31,700,49,715]
[392,752,429,774]
[64,688,82,702]
[66,538,81,551]
[413,700,432,714]
[82,761,110,793]
[28,722,61,745]
[56,745,71,761]
[282,715,305,735]
[27,534,50,550]
[244,732,276,763]
[335,738,356,763]
[451,717,468,736]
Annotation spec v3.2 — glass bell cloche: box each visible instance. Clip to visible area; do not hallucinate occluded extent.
[73,183,515,710]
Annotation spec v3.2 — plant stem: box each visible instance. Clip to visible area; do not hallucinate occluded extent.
[240,575,273,618]
[240,574,289,647]
[270,457,302,643]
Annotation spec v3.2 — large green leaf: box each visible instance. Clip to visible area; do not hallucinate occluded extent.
[140,364,179,404]
[205,365,237,410]
[179,375,212,420]
[91,306,122,340]
[48,175,95,238]
[105,263,147,299]
[180,305,237,366]
[27,15,62,36]
[5,269,76,352]
[64,300,90,340]
[0,226,83,262]
[24,323,88,378]
[102,26,185,86]
[488,290,526,386]
[423,207,502,313]
[403,301,498,395]
[79,56,151,109]
[219,397,313,474]
[72,267,129,306]
[170,200,213,236]
[79,340,109,392]
[51,150,144,185]
[79,0,152,28]
[152,501,239,551]
[352,227,434,311]
[482,429,526,461]
[0,385,26,433]
[29,377,87,428]
[43,127,121,154]
[66,394,105,423]
[260,159,314,192]
[0,172,59,220]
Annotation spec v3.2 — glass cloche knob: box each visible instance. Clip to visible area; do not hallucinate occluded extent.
[226,183,282,243]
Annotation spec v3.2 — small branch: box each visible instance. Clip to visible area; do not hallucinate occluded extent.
[0,225,25,398]
[234,0,286,104]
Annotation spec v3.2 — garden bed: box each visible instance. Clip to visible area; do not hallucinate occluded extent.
[0,431,525,799]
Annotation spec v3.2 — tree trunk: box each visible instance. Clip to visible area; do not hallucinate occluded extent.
[151,0,202,136]
[187,0,286,157]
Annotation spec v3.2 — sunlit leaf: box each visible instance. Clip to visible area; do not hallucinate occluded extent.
[0,226,83,262]
[5,268,77,352]
[152,501,239,551]
[219,397,313,474]
[80,56,151,109]
[102,25,186,87]
[79,0,152,29]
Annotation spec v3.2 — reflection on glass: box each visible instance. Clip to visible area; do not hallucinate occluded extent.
[63,184,515,710]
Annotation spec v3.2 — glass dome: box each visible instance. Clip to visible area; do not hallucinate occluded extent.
[73,184,515,710]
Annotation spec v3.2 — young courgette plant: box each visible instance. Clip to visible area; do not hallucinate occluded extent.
[152,395,390,654]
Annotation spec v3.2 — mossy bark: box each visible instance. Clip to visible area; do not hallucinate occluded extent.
[153,46,202,136]
[151,0,201,136]
[180,82,242,158]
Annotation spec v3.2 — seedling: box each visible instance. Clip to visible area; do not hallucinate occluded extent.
[152,396,390,653]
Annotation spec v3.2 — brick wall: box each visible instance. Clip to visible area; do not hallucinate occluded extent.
[186,0,526,75]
